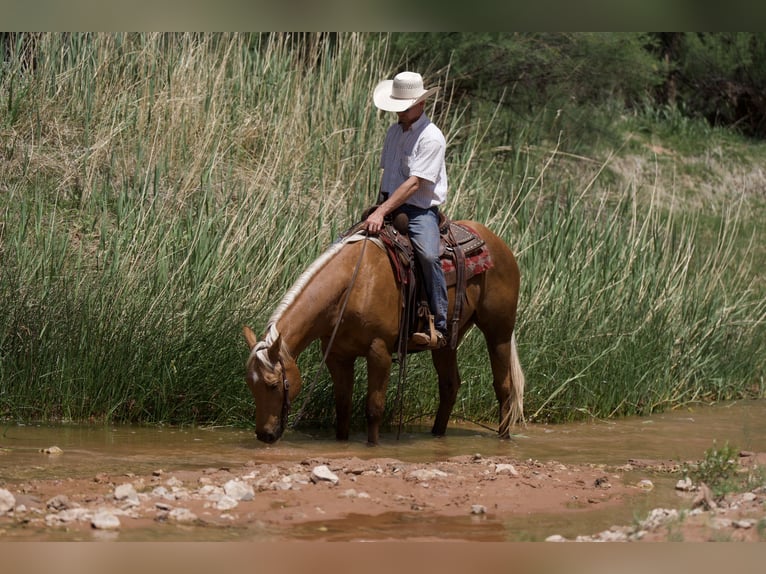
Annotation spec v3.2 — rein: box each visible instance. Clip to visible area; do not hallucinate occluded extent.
[289,234,369,429]
[277,357,291,429]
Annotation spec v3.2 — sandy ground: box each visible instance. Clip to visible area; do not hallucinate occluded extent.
[2,450,766,542]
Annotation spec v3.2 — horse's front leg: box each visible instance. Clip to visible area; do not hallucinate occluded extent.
[325,353,356,441]
[431,347,460,436]
[365,338,393,446]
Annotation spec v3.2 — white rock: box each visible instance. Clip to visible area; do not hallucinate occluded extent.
[311,465,340,485]
[675,477,695,491]
[471,504,487,515]
[545,534,568,542]
[408,469,448,482]
[495,464,520,477]
[114,483,138,501]
[0,489,16,514]
[91,510,121,530]
[215,495,239,511]
[224,479,255,501]
[168,507,197,523]
[734,519,754,529]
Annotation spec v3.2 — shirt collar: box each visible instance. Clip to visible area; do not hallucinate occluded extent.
[399,113,430,133]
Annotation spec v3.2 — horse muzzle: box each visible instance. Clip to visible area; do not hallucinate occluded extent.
[256,425,283,444]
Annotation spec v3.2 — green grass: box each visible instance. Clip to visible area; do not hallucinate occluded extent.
[1,33,765,430]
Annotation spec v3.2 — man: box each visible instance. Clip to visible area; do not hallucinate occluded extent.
[364,71,448,349]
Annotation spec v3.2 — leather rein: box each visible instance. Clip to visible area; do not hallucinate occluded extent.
[287,234,370,430]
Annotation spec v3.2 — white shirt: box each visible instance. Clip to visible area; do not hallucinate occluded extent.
[379,113,448,209]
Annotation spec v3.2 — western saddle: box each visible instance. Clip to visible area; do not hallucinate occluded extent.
[341,208,490,353]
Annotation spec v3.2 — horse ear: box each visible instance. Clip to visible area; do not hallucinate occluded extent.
[267,333,282,365]
[242,325,258,349]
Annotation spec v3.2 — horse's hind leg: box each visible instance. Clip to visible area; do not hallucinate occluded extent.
[431,348,460,436]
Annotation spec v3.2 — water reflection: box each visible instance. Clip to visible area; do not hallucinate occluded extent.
[2,400,765,483]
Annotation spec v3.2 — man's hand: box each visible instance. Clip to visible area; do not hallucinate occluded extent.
[364,209,385,234]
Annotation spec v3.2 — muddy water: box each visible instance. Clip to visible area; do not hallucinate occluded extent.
[2,400,765,541]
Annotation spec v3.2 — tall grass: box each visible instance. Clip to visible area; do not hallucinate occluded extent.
[1,33,764,429]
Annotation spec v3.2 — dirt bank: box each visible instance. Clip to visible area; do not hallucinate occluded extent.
[2,450,765,542]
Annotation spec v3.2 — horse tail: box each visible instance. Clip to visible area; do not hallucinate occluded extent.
[500,331,526,434]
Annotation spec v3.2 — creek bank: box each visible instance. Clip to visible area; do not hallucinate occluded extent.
[1,450,764,541]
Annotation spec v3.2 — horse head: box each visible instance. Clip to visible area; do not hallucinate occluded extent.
[243,324,301,443]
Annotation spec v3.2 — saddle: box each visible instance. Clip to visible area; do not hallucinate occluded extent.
[341,208,494,351]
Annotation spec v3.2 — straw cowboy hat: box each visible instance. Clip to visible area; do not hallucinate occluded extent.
[373,71,439,112]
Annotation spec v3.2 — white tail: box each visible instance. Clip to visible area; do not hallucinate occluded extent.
[500,331,525,434]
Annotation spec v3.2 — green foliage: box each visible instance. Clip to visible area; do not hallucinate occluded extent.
[685,442,739,497]
[683,442,766,499]
[0,33,764,431]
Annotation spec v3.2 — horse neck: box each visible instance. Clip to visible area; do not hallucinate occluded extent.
[272,255,354,358]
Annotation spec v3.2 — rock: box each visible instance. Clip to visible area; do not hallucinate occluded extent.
[545,534,568,542]
[639,508,679,530]
[637,479,654,491]
[215,495,239,511]
[167,507,197,523]
[734,519,755,529]
[114,483,138,502]
[91,510,121,530]
[495,464,520,477]
[224,479,255,501]
[40,446,63,455]
[46,507,90,525]
[311,465,340,485]
[46,494,71,511]
[675,477,695,492]
[470,504,487,515]
[407,468,448,482]
[0,488,15,514]
[691,483,717,510]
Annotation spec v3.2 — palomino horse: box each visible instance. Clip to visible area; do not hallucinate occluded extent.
[243,220,524,445]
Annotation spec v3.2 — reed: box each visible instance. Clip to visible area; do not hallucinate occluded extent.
[1,33,764,430]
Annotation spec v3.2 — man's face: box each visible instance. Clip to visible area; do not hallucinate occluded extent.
[397,101,425,129]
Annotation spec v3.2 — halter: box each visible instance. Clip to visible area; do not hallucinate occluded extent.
[277,356,291,431]
[251,336,292,434]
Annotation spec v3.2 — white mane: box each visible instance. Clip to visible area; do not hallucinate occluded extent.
[251,233,381,369]
[267,233,379,327]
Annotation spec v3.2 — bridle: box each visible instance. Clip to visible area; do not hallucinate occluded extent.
[251,233,370,436]
[276,356,291,432]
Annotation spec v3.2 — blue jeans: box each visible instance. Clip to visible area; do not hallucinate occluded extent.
[398,204,448,335]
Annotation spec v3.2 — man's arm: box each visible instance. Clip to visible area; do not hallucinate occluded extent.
[364,175,421,234]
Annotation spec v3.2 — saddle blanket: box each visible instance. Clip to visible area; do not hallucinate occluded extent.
[441,244,494,287]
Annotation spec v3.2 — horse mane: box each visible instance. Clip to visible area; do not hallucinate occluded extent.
[266,233,377,329]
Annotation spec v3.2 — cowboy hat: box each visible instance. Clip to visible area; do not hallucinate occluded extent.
[373,71,439,112]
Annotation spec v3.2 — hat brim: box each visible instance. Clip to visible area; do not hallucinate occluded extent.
[373,79,439,112]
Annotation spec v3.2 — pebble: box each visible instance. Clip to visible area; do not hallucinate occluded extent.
[0,488,15,515]
[470,504,487,515]
[311,465,340,485]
